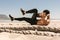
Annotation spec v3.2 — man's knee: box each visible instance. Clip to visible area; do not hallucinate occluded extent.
[32,9,38,13]
[26,8,38,13]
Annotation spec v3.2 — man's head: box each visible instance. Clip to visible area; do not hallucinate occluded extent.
[43,10,50,16]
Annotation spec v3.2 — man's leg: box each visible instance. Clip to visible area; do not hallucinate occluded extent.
[9,14,33,24]
[21,9,38,18]
[26,8,38,24]
[15,18,36,25]
[26,8,38,13]
[24,9,38,19]
[14,17,31,22]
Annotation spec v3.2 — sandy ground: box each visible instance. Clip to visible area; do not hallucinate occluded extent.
[0,20,60,40]
[0,32,60,40]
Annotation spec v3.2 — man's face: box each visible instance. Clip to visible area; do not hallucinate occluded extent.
[42,12,46,17]
[39,12,46,17]
[37,12,47,18]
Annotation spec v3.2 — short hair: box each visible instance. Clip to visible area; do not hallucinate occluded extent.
[43,10,50,15]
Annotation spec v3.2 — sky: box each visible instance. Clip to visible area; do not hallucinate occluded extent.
[0,0,60,19]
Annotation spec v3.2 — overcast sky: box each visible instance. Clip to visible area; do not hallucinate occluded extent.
[0,0,60,19]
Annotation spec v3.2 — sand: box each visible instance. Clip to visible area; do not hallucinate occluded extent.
[0,32,60,40]
[0,20,60,40]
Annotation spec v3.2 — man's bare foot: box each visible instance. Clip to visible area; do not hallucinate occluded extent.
[20,8,25,15]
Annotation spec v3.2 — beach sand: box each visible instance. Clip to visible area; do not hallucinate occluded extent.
[0,20,60,40]
[0,32,60,40]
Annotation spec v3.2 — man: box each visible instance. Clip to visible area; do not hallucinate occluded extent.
[9,8,50,25]
[9,8,39,25]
